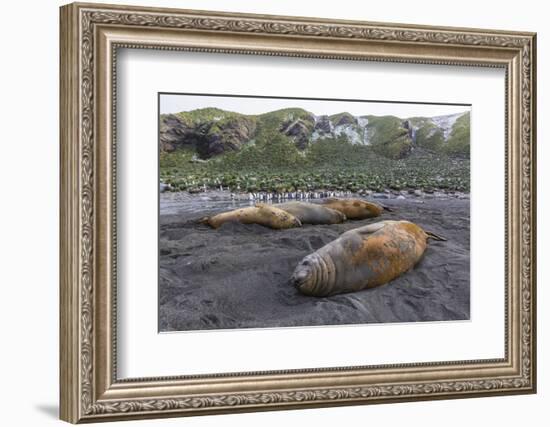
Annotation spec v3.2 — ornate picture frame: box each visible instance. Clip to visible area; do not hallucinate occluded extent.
[60,2,536,423]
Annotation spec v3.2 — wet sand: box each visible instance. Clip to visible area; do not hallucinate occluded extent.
[159,193,470,332]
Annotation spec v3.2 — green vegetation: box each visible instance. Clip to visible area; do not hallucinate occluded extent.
[159,108,470,194]
[174,107,245,126]
[329,112,355,124]
[410,118,445,151]
[444,112,471,156]
[255,108,315,146]
[365,115,412,159]
[222,132,304,169]
[160,137,469,194]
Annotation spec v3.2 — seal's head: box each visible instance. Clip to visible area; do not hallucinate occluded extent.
[330,209,347,223]
[348,200,383,219]
[322,198,383,220]
[290,254,321,296]
[279,211,302,228]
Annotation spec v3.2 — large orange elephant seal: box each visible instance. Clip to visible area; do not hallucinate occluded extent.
[319,198,390,220]
[202,203,301,230]
[290,220,445,296]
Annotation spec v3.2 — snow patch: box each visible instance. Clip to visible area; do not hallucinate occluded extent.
[430,112,466,139]
[333,124,363,145]
[357,116,370,145]
[310,130,322,142]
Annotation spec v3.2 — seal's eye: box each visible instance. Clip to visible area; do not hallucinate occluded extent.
[302,260,310,266]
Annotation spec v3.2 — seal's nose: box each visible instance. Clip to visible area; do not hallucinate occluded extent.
[292,270,309,288]
[297,270,309,280]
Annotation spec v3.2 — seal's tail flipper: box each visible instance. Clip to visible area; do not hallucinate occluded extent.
[426,230,447,241]
[199,216,211,226]
[381,205,393,212]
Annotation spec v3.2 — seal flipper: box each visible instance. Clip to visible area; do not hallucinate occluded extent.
[198,216,217,228]
[344,221,390,237]
[381,205,393,212]
[426,230,447,241]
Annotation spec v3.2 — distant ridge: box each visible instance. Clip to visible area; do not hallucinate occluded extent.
[160,107,470,160]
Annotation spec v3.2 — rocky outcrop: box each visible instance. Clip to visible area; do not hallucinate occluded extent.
[202,117,257,157]
[160,113,256,158]
[314,115,332,133]
[313,113,364,145]
[159,114,196,152]
[331,112,356,126]
[280,116,315,149]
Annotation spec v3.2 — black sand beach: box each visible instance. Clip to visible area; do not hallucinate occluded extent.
[159,192,470,332]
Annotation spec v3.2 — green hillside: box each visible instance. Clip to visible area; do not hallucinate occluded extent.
[159,107,470,193]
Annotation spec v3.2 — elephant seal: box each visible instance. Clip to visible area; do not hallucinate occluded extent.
[276,201,346,225]
[319,198,390,220]
[202,203,301,230]
[290,220,445,296]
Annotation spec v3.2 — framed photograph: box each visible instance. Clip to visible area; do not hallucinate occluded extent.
[60,2,537,423]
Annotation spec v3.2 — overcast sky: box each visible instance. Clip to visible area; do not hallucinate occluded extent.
[160,93,470,118]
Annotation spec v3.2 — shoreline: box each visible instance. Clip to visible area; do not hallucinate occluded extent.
[160,187,470,203]
[160,188,469,217]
